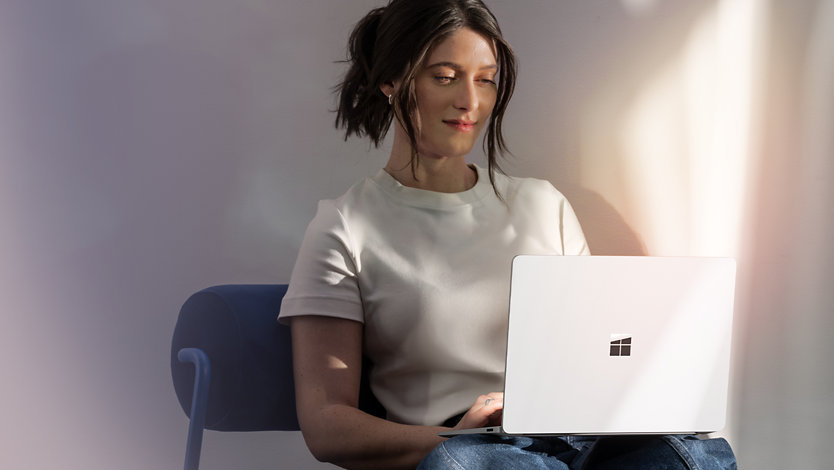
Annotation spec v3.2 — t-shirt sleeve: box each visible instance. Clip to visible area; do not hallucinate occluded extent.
[278,200,364,324]
[560,197,592,256]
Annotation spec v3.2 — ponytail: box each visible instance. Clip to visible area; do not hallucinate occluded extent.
[335,7,392,146]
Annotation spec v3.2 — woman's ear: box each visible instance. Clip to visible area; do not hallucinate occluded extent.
[379,82,395,100]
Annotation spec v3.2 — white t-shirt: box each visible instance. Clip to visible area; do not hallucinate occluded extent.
[279,165,590,426]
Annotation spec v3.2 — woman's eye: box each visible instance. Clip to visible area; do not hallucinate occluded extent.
[435,76,455,84]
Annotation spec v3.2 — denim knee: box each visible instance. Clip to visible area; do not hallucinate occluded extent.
[661,436,737,470]
[577,435,736,470]
[418,435,574,470]
[417,434,736,470]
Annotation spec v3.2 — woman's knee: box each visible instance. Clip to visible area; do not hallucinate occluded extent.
[583,435,736,470]
[662,436,737,470]
[418,435,573,470]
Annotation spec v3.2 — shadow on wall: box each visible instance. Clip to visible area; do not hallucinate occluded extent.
[567,185,647,256]
[495,0,714,258]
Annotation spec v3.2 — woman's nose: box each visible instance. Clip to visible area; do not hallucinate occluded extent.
[453,80,479,111]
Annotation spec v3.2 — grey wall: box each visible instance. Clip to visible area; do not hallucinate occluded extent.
[1,1,831,469]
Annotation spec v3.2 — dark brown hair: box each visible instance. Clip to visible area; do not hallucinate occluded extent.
[335,0,517,193]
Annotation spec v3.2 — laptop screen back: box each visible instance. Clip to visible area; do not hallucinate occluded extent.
[502,255,736,435]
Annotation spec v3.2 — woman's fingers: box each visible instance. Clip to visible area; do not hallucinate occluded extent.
[479,392,503,406]
[453,392,504,430]
[481,393,502,409]
[480,392,503,426]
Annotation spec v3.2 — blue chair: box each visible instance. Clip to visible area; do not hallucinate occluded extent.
[170,284,384,470]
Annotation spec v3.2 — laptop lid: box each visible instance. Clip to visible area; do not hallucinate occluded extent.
[501,255,736,435]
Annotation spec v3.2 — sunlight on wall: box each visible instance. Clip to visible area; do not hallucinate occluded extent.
[606,0,766,257]
[620,0,662,18]
[592,0,770,448]
[778,0,834,459]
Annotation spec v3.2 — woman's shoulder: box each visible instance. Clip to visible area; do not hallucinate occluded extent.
[491,169,569,203]
[306,172,389,227]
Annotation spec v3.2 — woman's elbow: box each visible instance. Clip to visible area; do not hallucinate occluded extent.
[298,414,355,465]
[300,432,336,463]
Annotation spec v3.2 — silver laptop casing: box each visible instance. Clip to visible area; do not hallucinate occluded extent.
[442,255,736,437]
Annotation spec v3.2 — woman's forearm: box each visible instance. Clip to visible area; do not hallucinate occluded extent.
[300,403,446,469]
[290,317,445,468]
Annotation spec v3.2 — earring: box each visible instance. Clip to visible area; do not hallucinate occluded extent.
[388,94,393,105]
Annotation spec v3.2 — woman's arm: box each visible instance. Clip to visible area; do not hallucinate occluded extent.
[290,315,503,469]
[290,315,444,469]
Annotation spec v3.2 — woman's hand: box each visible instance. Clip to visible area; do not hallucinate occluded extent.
[452,392,504,431]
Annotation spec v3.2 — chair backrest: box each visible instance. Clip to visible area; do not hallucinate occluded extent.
[171,284,299,431]
[171,284,386,433]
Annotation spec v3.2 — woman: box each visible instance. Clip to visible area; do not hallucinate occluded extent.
[279,1,736,469]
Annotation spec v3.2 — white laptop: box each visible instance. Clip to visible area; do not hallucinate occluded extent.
[442,255,736,437]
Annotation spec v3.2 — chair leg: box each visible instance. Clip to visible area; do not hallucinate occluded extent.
[178,348,212,470]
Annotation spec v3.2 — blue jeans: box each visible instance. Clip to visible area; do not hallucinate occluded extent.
[418,434,736,469]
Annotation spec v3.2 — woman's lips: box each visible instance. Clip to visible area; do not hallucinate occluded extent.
[443,120,476,132]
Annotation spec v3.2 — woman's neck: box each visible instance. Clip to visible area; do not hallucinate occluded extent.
[384,135,478,193]
[384,157,477,193]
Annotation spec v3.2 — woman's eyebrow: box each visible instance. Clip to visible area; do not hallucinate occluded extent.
[426,61,498,71]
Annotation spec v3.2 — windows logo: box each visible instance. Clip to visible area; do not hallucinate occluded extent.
[610,334,632,356]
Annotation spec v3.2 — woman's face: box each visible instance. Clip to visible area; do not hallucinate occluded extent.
[411,27,498,161]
